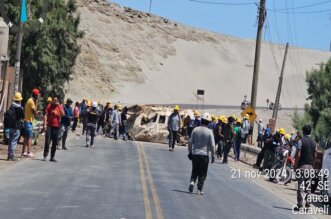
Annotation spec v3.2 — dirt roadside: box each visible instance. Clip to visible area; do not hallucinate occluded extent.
[0,135,45,171]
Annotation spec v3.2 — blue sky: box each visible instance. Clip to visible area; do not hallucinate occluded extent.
[109,0,331,51]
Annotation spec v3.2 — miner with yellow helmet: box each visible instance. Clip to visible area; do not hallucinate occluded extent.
[222,116,235,164]
[233,117,243,161]
[262,126,283,170]
[193,111,201,128]
[6,92,25,161]
[167,105,181,151]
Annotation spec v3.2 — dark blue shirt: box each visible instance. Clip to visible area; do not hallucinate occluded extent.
[61,105,73,126]
[194,118,201,127]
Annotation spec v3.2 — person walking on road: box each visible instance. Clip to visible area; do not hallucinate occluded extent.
[43,97,64,162]
[167,105,181,151]
[110,104,122,140]
[294,125,316,211]
[188,112,215,195]
[242,114,250,143]
[215,116,225,160]
[5,93,24,161]
[256,119,264,148]
[71,102,80,132]
[86,102,99,147]
[121,106,129,141]
[58,98,73,150]
[22,89,40,158]
[233,118,242,161]
[222,117,234,164]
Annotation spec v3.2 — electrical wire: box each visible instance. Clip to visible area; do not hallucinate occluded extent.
[270,0,331,11]
[188,0,256,6]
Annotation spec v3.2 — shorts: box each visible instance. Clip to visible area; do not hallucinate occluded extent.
[24,121,33,138]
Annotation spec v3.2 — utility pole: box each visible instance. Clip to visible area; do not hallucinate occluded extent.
[272,43,289,121]
[250,0,266,111]
[14,0,27,93]
[14,22,23,93]
[149,0,153,14]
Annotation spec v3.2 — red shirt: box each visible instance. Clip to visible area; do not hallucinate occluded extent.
[46,104,62,127]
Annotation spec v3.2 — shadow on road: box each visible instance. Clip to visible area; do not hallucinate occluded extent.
[172,189,192,195]
[272,206,293,211]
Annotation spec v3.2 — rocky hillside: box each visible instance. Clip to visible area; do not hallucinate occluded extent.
[66,0,330,108]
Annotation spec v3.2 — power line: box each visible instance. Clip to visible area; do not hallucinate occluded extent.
[188,0,256,6]
[270,0,331,11]
[269,8,331,14]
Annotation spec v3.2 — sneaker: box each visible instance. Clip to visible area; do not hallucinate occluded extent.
[62,147,68,150]
[28,153,34,158]
[197,190,204,195]
[169,148,172,151]
[189,182,194,193]
[42,157,47,161]
[22,152,28,157]
[57,147,62,150]
[86,143,90,147]
[7,156,17,161]
[50,158,58,162]
[222,161,228,164]
[90,144,94,147]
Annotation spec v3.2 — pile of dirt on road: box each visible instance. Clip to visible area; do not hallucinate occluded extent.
[66,0,330,108]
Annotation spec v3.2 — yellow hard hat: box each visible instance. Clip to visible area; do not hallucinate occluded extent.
[174,105,180,111]
[219,115,224,121]
[284,134,291,140]
[279,128,286,135]
[222,117,229,124]
[106,101,111,104]
[236,118,242,124]
[231,114,237,120]
[13,92,23,101]
[47,97,52,102]
[291,130,295,135]
[194,111,200,117]
[244,114,249,119]
[87,101,92,107]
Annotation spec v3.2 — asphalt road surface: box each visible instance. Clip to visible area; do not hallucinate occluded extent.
[0,136,318,219]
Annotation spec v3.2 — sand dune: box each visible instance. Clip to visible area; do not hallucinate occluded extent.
[66,0,331,108]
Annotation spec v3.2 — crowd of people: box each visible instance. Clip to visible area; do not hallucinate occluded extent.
[3,97,317,208]
[168,105,316,208]
[3,89,129,162]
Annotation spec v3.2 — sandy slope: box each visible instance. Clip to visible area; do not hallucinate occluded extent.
[66,0,330,108]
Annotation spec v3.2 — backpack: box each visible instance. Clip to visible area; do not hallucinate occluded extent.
[4,106,17,129]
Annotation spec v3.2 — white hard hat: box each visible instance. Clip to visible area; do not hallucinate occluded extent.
[92,102,98,108]
[259,119,263,123]
[201,112,212,122]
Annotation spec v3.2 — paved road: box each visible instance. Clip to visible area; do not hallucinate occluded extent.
[0,136,317,219]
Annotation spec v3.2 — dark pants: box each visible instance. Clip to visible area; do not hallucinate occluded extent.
[263,148,275,169]
[97,120,104,133]
[86,124,96,146]
[190,155,209,191]
[233,139,241,160]
[222,141,232,163]
[44,127,60,158]
[255,145,266,167]
[216,139,224,159]
[169,130,178,149]
[71,117,78,131]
